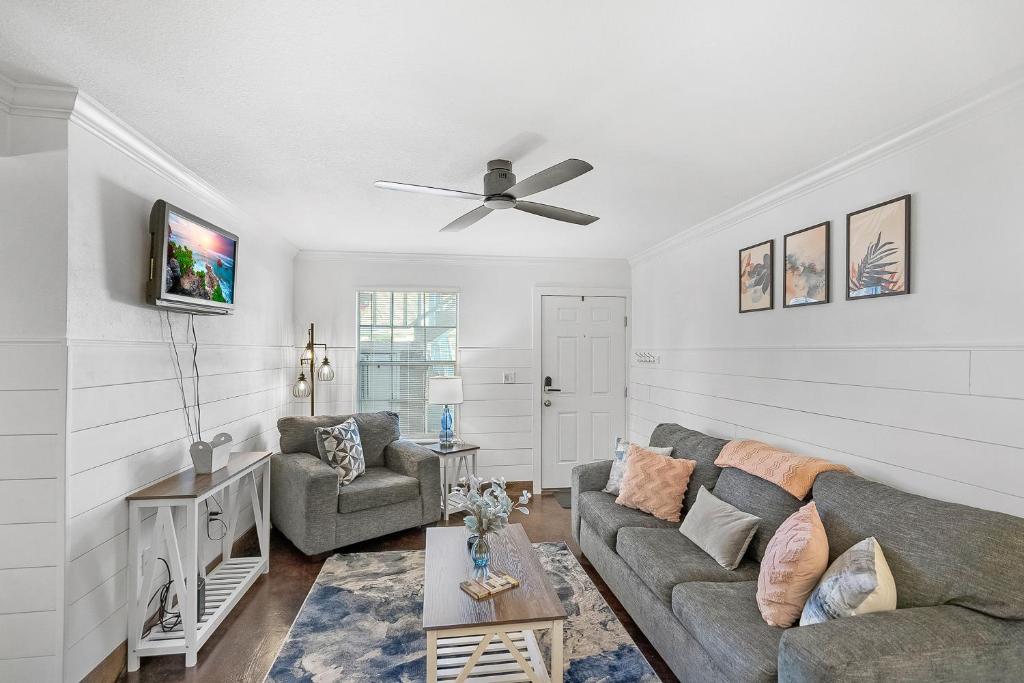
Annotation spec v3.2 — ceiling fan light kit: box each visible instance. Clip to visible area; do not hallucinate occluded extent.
[374,158,599,232]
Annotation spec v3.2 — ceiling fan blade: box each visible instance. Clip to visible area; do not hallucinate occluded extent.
[504,159,593,199]
[514,201,599,225]
[374,181,484,201]
[441,205,494,232]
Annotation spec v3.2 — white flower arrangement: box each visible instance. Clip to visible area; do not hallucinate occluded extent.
[453,476,532,536]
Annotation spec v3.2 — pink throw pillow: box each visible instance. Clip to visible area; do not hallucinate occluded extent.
[615,446,695,523]
[756,501,829,627]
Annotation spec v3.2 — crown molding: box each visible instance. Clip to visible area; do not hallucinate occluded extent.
[68,92,246,223]
[629,69,1024,266]
[0,70,297,251]
[295,249,628,268]
[0,72,78,118]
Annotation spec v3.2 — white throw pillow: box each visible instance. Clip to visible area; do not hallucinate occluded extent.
[800,536,897,626]
[603,439,673,495]
[314,417,366,486]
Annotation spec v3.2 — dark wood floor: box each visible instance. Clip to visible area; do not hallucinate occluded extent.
[119,492,678,683]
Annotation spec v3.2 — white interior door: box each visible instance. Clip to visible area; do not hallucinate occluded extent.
[540,295,627,488]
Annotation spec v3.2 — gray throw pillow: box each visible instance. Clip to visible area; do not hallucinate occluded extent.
[603,440,673,495]
[314,417,365,486]
[680,486,761,569]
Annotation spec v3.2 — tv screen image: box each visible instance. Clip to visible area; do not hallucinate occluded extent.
[165,209,236,305]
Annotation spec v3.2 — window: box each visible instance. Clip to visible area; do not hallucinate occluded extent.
[357,290,458,439]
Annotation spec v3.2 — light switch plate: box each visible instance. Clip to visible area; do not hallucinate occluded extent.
[502,370,516,384]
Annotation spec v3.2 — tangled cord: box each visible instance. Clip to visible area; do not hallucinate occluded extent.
[141,558,181,638]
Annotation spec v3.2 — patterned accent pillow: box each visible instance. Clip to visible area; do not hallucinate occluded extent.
[314,418,365,486]
[756,501,829,627]
[615,447,696,523]
[800,537,897,625]
[603,440,674,495]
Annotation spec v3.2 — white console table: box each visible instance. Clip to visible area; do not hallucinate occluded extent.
[125,451,271,670]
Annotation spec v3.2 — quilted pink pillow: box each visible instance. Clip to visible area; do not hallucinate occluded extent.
[756,501,829,627]
[615,447,696,523]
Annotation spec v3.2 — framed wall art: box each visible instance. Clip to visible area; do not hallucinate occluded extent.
[739,239,774,313]
[847,195,910,300]
[783,221,830,307]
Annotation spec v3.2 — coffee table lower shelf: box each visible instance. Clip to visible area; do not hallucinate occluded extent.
[427,620,563,683]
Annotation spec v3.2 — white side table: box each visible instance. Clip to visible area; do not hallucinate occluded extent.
[425,442,480,521]
[125,451,271,670]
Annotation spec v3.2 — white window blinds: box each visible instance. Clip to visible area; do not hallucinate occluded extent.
[357,290,458,439]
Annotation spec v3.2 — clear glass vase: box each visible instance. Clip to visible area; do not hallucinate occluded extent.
[470,534,491,578]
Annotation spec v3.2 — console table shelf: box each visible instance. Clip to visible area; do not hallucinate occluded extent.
[126,451,272,670]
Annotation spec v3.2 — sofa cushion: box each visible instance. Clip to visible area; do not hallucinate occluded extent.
[577,490,675,549]
[780,604,1024,682]
[672,581,783,683]
[278,411,400,467]
[337,467,419,514]
[617,527,760,604]
[713,467,802,561]
[813,471,1024,619]
[648,423,729,512]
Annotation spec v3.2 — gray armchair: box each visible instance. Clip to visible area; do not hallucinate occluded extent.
[270,411,442,555]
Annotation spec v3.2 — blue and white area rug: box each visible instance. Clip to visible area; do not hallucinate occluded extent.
[266,542,659,682]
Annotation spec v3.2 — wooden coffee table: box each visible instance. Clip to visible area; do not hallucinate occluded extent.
[423,524,566,682]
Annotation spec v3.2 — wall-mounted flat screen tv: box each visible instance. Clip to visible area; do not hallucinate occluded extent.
[147,200,237,315]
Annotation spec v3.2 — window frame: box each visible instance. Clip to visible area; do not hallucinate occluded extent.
[355,287,460,441]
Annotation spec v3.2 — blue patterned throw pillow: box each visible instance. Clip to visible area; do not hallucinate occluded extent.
[314,417,365,486]
[800,536,897,626]
[603,438,673,495]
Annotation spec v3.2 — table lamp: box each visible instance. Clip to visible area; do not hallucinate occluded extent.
[428,376,464,446]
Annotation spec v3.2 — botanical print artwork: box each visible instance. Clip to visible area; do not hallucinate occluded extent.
[784,222,829,307]
[847,195,910,299]
[739,240,774,312]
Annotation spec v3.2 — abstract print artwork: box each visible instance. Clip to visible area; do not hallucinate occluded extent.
[847,195,910,300]
[739,239,774,312]
[784,222,830,307]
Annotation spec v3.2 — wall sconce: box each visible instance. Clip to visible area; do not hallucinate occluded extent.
[293,323,332,415]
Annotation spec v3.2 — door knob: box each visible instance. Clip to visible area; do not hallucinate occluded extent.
[543,399,552,407]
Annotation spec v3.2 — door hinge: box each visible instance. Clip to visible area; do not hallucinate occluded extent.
[624,315,628,327]
[624,385,628,398]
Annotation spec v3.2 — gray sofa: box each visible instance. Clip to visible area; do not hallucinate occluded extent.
[271,411,442,555]
[572,423,1024,682]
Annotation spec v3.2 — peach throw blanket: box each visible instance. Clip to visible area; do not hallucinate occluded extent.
[715,440,851,499]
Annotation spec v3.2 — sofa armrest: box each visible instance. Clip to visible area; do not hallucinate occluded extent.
[778,605,1024,682]
[270,452,338,555]
[571,460,613,544]
[385,440,441,524]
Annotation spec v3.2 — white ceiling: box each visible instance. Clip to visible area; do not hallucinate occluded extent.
[2,1,1023,258]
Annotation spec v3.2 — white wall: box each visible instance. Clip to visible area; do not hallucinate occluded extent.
[0,112,68,682]
[629,88,1024,518]
[293,253,630,483]
[61,115,296,680]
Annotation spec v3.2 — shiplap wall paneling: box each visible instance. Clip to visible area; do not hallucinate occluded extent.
[63,342,291,682]
[459,348,534,481]
[629,346,1024,518]
[0,342,65,682]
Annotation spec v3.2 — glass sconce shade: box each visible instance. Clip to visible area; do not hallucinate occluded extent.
[317,357,335,382]
[300,343,314,363]
[292,372,311,398]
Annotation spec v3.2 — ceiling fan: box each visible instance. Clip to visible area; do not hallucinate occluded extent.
[374,158,599,232]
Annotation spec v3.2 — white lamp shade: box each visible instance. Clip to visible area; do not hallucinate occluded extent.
[428,375,464,405]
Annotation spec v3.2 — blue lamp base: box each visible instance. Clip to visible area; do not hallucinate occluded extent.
[439,405,454,446]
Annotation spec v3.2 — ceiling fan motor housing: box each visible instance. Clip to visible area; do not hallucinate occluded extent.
[483,159,516,201]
